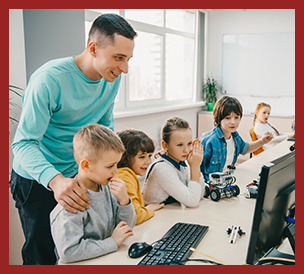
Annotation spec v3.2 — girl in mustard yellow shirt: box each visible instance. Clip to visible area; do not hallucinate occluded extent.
[115,129,164,225]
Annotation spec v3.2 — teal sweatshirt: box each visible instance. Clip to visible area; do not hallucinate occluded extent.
[12,57,121,189]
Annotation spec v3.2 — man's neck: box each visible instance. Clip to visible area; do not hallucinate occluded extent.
[73,50,102,81]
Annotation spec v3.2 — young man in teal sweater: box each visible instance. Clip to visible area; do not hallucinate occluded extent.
[10,13,137,265]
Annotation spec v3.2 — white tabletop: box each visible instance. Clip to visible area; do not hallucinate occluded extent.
[63,140,294,265]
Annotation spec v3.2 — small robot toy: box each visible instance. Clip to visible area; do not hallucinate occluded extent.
[204,165,240,201]
[245,179,260,198]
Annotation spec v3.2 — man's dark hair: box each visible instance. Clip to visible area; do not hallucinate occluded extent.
[88,13,137,47]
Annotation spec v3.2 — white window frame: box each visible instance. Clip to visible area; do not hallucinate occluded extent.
[84,9,206,116]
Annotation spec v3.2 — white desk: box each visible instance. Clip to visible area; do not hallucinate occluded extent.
[63,140,294,265]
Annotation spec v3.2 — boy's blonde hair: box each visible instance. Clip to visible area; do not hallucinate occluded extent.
[73,124,125,163]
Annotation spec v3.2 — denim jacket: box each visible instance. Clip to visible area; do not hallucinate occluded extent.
[200,127,249,182]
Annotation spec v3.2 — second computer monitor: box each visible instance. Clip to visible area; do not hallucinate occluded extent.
[246,150,295,265]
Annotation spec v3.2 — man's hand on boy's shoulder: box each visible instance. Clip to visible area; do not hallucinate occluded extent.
[49,174,91,213]
[109,177,130,206]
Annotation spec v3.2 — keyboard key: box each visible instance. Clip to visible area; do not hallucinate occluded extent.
[138,222,208,265]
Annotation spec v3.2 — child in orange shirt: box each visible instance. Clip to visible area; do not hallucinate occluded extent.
[115,129,164,225]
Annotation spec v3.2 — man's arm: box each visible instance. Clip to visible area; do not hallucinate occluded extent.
[12,75,90,212]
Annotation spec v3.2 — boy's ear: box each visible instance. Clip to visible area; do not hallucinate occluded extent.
[80,158,90,172]
[161,140,168,151]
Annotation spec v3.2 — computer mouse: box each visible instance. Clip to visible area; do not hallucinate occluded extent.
[128,242,153,258]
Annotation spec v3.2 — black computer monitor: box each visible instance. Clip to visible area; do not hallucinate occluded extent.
[246,150,295,265]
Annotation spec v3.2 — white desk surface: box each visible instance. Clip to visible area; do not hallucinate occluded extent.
[63,140,294,265]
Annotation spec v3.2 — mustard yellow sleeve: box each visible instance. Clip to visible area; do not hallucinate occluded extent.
[116,168,155,225]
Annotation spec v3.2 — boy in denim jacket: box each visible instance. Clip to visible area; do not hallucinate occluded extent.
[200,96,273,182]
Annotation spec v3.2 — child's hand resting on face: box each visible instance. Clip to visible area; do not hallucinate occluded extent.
[110,177,130,206]
[187,138,203,168]
[187,138,204,183]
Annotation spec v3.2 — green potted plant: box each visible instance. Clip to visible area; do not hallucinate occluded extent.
[201,77,221,111]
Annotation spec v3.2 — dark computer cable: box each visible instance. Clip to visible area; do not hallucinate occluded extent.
[289,120,295,151]
[175,258,224,265]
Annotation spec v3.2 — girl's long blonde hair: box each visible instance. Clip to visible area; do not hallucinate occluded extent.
[253,102,280,135]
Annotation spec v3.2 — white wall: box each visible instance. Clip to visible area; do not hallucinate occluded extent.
[9,9,27,174]
[9,9,26,265]
[201,9,295,157]
[207,9,295,78]
[206,9,295,117]
[23,9,85,81]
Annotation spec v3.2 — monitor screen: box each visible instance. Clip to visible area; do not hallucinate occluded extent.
[246,150,295,265]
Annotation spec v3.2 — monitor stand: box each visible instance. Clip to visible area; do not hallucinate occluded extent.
[256,223,295,265]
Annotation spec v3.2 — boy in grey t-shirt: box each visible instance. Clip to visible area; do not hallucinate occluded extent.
[50,124,136,264]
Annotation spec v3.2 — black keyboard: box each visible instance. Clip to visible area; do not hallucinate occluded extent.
[138,222,209,265]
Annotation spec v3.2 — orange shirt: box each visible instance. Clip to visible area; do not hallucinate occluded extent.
[115,167,155,225]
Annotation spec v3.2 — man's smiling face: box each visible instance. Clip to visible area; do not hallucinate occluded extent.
[92,33,135,82]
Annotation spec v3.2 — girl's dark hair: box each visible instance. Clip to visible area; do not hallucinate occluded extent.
[213,95,243,127]
[88,13,137,47]
[117,129,155,168]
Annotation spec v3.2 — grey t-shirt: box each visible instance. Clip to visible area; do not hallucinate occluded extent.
[50,184,136,264]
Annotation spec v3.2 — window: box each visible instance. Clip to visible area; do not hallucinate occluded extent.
[125,9,163,27]
[85,9,205,113]
[166,34,195,101]
[128,31,162,102]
